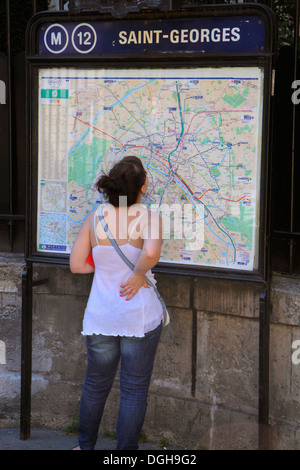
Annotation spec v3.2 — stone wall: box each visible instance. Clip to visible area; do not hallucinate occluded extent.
[0,254,24,425]
[0,254,299,449]
[269,275,300,449]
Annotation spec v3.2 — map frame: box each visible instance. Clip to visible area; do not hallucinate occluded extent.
[25,6,276,282]
[36,66,264,274]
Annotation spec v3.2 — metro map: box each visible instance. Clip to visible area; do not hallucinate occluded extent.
[38,67,263,271]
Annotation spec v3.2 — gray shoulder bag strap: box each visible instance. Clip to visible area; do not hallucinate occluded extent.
[98,206,170,327]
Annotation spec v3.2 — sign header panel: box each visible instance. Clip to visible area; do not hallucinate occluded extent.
[38,16,266,56]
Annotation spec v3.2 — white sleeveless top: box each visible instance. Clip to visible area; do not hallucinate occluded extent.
[82,208,163,337]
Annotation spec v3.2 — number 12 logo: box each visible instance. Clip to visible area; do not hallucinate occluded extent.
[71,23,97,54]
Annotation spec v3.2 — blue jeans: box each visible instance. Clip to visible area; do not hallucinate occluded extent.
[78,322,162,450]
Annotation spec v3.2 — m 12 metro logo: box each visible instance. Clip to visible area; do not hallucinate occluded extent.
[43,23,97,54]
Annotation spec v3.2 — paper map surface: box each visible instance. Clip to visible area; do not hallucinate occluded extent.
[38,67,263,270]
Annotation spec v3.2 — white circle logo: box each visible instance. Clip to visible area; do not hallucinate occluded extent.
[44,23,69,54]
[71,23,97,54]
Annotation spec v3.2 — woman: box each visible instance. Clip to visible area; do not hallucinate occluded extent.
[70,156,163,450]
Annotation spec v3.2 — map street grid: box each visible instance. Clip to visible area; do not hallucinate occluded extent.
[37,67,263,271]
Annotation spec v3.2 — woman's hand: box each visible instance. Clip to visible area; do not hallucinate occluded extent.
[120,272,149,301]
[120,211,162,300]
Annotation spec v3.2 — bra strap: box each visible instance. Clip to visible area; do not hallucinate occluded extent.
[94,206,101,245]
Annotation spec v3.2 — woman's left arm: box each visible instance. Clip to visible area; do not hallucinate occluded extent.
[120,211,162,300]
[70,214,95,274]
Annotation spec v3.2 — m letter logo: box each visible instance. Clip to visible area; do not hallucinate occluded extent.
[44,24,69,54]
[51,32,62,46]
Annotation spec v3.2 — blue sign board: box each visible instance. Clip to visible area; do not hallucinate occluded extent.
[38,16,265,56]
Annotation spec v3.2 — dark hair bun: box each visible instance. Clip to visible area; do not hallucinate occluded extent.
[95,156,146,207]
[99,174,118,193]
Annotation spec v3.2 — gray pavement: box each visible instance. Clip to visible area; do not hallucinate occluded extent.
[0,428,177,451]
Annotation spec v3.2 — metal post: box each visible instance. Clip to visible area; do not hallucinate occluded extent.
[289,0,300,273]
[20,261,33,440]
[5,0,13,250]
[258,286,270,449]
[190,278,197,397]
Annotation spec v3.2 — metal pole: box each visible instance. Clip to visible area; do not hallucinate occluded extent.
[290,0,300,272]
[190,278,197,397]
[5,0,13,250]
[20,261,33,440]
[258,287,270,449]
